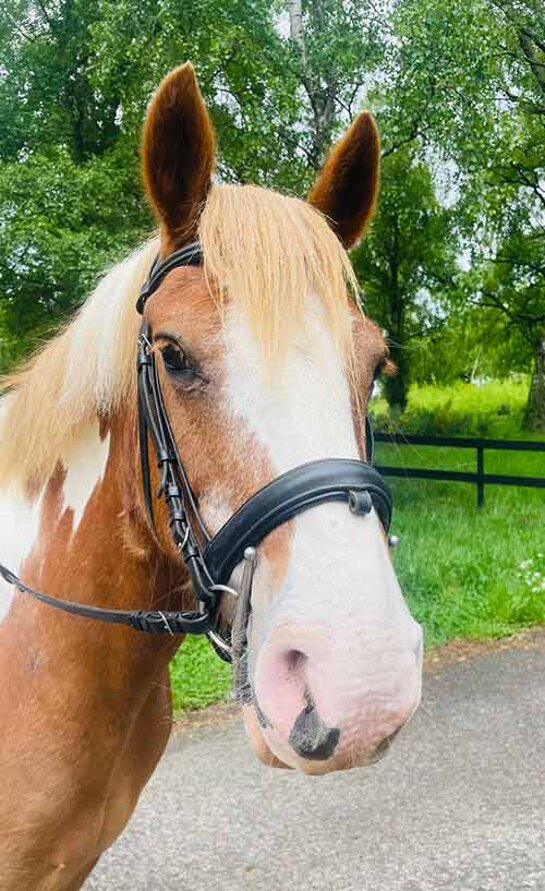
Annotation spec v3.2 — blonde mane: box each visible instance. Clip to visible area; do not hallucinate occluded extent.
[0,184,359,487]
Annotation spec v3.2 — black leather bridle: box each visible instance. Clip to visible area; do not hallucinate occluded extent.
[0,241,393,664]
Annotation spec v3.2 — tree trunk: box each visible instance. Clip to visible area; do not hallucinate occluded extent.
[523,334,545,432]
[383,224,409,414]
[288,0,303,40]
[288,0,338,169]
[383,342,410,414]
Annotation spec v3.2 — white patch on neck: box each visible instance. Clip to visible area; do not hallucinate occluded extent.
[61,422,110,530]
[0,420,110,622]
[0,484,43,621]
[0,395,43,620]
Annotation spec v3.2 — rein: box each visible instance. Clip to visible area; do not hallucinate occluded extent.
[0,241,393,664]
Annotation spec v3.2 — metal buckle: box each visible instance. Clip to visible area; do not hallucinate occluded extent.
[139,331,152,349]
[177,527,191,553]
[157,611,174,636]
[208,583,240,599]
[206,547,258,665]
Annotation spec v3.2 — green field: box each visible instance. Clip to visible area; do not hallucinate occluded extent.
[170,379,545,711]
[370,378,540,439]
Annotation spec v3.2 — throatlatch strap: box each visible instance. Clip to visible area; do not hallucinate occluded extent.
[0,563,214,635]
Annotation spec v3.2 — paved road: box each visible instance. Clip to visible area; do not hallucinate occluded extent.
[85,641,545,891]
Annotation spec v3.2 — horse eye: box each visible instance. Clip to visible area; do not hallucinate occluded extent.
[160,344,195,377]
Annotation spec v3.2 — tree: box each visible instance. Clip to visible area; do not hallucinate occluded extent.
[89,0,305,188]
[285,0,388,170]
[380,0,545,428]
[475,0,545,429]
[0,0,310,354]
[0,0,391,352]
[353,150,456,411]
[1,0,543,431]
[0,146,148,353]
[0,0,152,354]
[476,221,545,428]
[0,0,120,163]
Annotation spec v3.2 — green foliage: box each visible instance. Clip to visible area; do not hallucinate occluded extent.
[0,144,149,352]
[90,0,305,188]
[0,0,117,163]
[0,0,155,350]
[0,0,543,429]
[0,0,393,350]
[380,0,545,426]
[354,149,457,410]
[370,377,534,437]
[281,0,389,168]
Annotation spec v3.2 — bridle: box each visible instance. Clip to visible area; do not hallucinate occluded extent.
[0,241,393,664]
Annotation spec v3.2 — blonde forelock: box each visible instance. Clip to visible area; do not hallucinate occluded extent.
[199,184,359,362]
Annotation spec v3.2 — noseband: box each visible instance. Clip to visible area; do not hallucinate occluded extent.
[0,241,393,664]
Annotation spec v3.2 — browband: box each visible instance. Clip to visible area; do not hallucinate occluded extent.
[136,241,202,313]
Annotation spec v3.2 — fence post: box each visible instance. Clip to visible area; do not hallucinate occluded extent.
[476,445,484,508]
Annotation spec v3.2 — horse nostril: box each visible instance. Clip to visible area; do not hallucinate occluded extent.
[289,698,340,761]
[285,648,307,676]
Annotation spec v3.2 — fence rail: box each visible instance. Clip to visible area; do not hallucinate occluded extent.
[374,432,545,507]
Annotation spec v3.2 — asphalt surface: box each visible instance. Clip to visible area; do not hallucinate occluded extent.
[85,640,545,891]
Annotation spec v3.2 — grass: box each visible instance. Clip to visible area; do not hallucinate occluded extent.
[170,636,232,711]
[379,455,545,646]
[170,378,545,711]
[370,377,534,439]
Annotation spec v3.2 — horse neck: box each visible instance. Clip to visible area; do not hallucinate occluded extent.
[0,409,185,682]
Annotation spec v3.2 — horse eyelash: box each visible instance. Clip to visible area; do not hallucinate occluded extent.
[155,337,200,373]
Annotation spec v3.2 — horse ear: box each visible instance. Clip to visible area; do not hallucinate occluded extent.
[142,63,215,240]
[308,112,380,249]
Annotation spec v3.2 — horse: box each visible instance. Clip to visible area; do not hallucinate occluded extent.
[0,63,422,890]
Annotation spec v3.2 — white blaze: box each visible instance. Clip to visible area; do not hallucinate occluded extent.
[224,302,358,471]
[222,300,418,653]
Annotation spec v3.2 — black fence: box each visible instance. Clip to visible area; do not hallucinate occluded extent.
[374,433,545,507]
